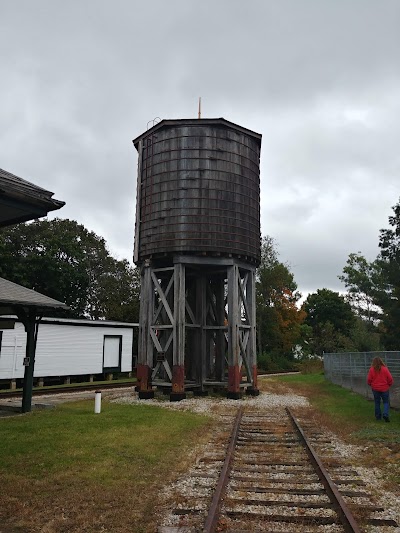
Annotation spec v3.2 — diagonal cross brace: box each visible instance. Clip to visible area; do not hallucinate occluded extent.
[151,272,174,324]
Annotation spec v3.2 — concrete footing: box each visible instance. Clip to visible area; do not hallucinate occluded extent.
[227,391,242,400]
[246,387,260,396]
[138,390,155,399]
[170,392,187,402]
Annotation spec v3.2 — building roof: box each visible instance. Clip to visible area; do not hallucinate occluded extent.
[0,168,65,227]
[0,277,69,312]
[132,117,262,150]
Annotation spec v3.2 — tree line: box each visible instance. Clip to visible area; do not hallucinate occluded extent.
[1,199,400,368]
[0,219,140,322]
[257,197,400,367]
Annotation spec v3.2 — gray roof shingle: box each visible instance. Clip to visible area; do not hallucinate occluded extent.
[0,168,65,227]
[0,277,68,309]
[0,168,65,208]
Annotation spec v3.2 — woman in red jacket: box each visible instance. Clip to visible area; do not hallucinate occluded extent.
[367,357,393,422]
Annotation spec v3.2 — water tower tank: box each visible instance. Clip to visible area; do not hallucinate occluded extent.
[133,118,262,265]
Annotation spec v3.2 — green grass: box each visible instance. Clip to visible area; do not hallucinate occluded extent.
[265,373,400,485]
[0,400,208,480]
[276,372,400,426]
[280,373,374,419]
[0,400,213,532]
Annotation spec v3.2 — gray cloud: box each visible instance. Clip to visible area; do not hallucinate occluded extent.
[1,0,399,296]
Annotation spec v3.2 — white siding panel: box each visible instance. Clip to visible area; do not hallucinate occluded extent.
[0,324,26,379]
[120,330,133,372]
[0,320,136,379]
[34,324,103,376]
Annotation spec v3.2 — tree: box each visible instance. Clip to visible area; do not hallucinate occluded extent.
[90,258,140,322]
[302,289,355,355]
[256,236,305,358]
[338,252,383,323]
[0,218,140,321]
[377,198,400,349]
[345,316,383,352]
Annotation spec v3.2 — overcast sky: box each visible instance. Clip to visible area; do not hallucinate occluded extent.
[1,0,399,297]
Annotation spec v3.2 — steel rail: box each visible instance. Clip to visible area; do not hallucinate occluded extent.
[0,381,136,399]
[286,407,362,533]
[202,406,243,533]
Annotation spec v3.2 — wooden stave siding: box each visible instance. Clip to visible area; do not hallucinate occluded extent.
[138,124,261,264]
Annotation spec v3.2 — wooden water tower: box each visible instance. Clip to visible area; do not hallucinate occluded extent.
[132,118,262,400]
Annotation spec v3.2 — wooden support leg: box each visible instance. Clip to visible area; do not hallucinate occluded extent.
[137,364,154,399]
[227,265,242,399]
[245,268,259,396]
[170,263,186,401]
[246,365,260,396]
[170,365,186,401]
[215,278,226,382]
[227,365,242,399]
[137,262,155,399]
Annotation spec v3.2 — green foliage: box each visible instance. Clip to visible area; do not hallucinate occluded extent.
[0,218,90,314]
[88,257,140,322]
[338,252,383,323]
[256,236,305,359]
[257,351,297,372]
[0,218,140,321]
[295,357,324,374]
[344,316,383,352]
[303,288,355,334]
[339,198,400,350]
[302,288,356,355]
[377,198,400,349]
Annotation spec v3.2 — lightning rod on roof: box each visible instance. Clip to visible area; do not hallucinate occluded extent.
[198,97,201,119]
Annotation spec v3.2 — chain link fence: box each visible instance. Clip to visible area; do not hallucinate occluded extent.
[323,352,400,409]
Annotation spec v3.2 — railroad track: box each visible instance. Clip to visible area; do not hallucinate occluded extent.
[159,406,398,532]
[0,380,136,399]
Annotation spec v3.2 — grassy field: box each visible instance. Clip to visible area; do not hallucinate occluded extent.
[1,373,399,532]
[261,373,400,489]
[0,400,214,533]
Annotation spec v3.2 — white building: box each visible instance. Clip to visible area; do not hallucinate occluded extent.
[0,317,138,383]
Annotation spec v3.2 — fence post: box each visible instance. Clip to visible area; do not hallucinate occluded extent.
[364,353,368,397]
[349,353,353,390]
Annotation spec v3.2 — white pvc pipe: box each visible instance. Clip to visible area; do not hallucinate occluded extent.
[94,391,102,414]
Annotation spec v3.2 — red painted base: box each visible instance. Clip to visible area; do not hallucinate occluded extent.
[228,365,241,394]
[136,364,152,393]
[172,365,185,394]
[252,364,258,389]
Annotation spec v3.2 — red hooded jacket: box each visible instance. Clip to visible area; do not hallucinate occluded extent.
[367,365,393,392]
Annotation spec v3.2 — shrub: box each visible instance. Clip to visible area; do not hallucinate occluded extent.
[257,352,297,373]
[296,357,324,374]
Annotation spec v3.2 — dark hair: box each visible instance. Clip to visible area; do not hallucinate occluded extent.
[372,357,385,371]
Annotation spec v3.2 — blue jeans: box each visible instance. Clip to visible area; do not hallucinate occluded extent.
[372,390,390,419]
